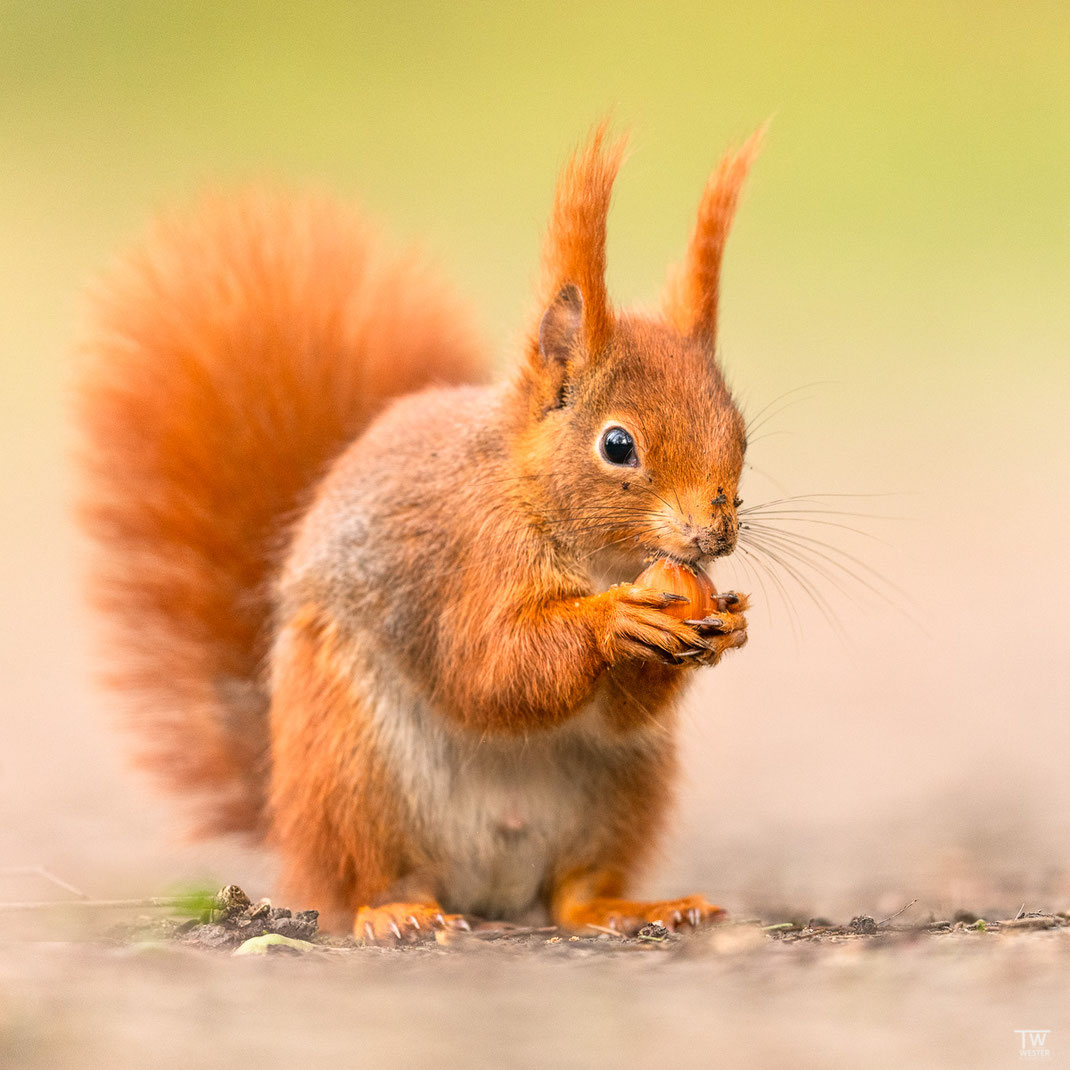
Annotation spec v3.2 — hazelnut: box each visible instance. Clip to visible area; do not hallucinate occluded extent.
[635,558,717,620]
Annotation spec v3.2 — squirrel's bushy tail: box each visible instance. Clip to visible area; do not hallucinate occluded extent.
[78,191,486,837]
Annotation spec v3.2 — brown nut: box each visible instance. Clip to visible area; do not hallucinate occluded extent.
[635,558,717,621]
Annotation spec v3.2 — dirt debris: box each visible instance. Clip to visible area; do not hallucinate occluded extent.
[107,885,1070,957]
[120,887,322,952]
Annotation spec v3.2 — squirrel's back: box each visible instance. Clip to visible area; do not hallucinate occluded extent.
[78,190,486,836]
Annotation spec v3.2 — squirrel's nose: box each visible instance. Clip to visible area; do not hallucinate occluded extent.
[692,514,738,557]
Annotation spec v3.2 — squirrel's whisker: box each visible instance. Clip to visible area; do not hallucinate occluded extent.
[741,521,906,604]
[740,530,866,615]
[737,538,846,639]
[742,380,828,439]
[732,543,806,642]
[738,513,895,542]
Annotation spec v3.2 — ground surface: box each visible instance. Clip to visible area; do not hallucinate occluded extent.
[2,891,1069,1069]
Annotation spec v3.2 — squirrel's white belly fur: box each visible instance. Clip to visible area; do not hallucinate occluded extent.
[357,651,665,921]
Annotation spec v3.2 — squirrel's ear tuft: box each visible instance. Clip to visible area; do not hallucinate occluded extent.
[538,122,627,360]
[538,284,584,365]
[665,124,764,345]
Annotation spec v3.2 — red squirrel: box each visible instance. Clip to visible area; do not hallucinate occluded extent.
[78,125,760,941]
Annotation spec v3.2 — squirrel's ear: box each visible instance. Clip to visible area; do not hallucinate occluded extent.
[665,125,764,344]
[537,123,627,360]
[527,284,584,410]
[538,284,584,366]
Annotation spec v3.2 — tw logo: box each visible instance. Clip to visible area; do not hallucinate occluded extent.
[1014,1030,1052,1059]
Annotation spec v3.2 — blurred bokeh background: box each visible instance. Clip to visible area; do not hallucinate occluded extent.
[2,0,1068,920]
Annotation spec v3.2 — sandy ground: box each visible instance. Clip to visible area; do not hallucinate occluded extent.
[2,908,1069,1070]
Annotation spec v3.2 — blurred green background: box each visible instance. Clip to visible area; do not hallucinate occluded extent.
[2,1,1068,913]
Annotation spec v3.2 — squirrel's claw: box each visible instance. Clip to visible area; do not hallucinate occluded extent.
[695,628,749,665]
[355,902,469,946]
[680,599,750,665]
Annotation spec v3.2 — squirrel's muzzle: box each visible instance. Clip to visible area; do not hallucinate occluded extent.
[693,518,738,558]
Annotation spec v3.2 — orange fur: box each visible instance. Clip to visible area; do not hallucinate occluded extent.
[78,192,485,836]
[666,125,765,341]
[553,867,724,935]
[537,122,628,357]
[268,605,408,927]
[79,127,763,938]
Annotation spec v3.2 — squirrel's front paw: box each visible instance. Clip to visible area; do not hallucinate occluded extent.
[598,584,709,666]
[684,591,749,665]
[354,902,470,946]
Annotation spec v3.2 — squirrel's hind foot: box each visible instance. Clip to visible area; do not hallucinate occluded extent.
[557,894,725,936]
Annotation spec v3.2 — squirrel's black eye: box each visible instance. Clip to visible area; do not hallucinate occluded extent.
[599,426,638,467]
